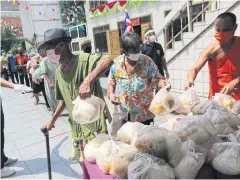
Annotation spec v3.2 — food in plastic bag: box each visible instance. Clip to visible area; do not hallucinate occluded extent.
[117,122,145,144]
[96,140,130,174]
[212,135,240,175]
[108,105,124,137]
[135,126,182,167]
[175,87,200,114]
[207,142,231,162]
[84,134,110,163]
[213,93,236,109]
[128,153,175,179]
[72,95,105,124]
[174,140,205,179]
[192,100,227,115]
[109,147,137,179]
[206,109,240,135]
[149,88,178,116]
[174,115,222,149]
[232,101,240,114]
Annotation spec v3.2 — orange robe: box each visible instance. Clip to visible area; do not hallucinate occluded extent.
[208,36,240,100]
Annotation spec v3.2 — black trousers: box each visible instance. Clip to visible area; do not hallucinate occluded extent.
[9,72,19,84]
[128,113,154,125]
[19,74,30,87]
[1,68,9,81]
[32,81,50,108]
[1,106,8,169]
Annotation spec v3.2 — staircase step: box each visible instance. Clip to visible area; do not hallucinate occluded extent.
[173,41,184,50]
[183,32,194,39]
[166,49,175,60]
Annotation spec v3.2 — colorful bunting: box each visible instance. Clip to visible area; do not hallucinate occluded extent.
[39,12,41,15]
[30,8,34,12]
[25,6,29,10]
[12,0,16,5]
[52,8,55,12]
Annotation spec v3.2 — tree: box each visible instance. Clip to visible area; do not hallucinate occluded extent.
[1,27,17,52]
[59,1,86,28]
[24,33,38,53]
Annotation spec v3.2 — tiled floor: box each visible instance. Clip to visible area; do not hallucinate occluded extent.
[1,87,82,179]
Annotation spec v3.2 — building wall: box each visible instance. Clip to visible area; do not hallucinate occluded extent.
[18,0,62,50]
[86,0,182,53]
[167,1,240,98]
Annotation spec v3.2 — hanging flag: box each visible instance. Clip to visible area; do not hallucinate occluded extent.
[39,12,41,15]
[12,0,16,5]
[52,8,55,12]
[30,8,34,12]
[46,5,49,9]
[122,9,133,36]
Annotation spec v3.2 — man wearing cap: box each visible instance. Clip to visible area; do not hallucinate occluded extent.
[142,28,169,79]
[41,28,113,162]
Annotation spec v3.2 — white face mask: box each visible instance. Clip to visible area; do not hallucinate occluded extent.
[149,35,157,42]
[127,51,141,61]
[46,49,60,64]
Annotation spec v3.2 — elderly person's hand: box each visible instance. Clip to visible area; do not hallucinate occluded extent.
[220,79,239,95]
[79,78,92,99]
[109,93,121,105]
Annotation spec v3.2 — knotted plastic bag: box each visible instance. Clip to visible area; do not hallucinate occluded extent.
[108,104,125,137]
[213,93,236,110]
[109,147,137,179]
[135,126,182,167]
[72,95,105,124]
[117,122,145,145]
[175,87,200,114]
[174,140,205,179]
[84,134,110,163]
[128,153,175,179]
[212,134,240,175]
[149,88,178,116]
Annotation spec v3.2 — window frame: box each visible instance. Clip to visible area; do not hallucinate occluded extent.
[93,24,110,53]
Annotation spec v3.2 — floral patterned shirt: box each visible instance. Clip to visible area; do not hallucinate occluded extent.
[108,54,162,122]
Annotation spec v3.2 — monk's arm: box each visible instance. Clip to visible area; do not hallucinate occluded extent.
[187,46,212,84]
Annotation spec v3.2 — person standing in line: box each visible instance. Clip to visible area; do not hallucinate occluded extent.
[38,45,59,113]
[1,51,9,81]
[27,55,51,110]
[16,47,30,87]
[1,78,32,178]
[7,51,19,84]
[142,28,170,79]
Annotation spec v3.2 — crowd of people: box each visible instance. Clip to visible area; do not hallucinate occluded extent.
[1,12,239,178]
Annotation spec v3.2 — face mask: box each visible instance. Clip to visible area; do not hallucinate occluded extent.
[149,35,157,42]
[215,26,235,44]
[127,51,141,61]
[46,49,60,64]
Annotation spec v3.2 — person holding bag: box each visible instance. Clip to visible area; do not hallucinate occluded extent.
[108,32,167,125]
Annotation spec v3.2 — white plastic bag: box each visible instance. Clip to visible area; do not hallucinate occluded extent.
[213,93,236,110]
[117,122,145,145]
[84,134,110,163]
[232,101,240,114]
[175,87,200,114]
[149,88,178,116]
[212,134,240,175]
[96,140,130,174]
[135,126,182,167]
[108,105,124,137]
[128,153,175,179]
[192,100,227,115]
[174,140,205,179]
[72,95,105,124]
[109,147,137,179]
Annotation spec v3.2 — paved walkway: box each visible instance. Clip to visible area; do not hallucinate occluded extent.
[1,87,82,179]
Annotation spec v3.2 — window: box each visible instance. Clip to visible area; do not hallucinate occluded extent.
[69,24,87,39]
[89,0,107,9]
[72,42,80,52]
[164,10,172,18]
[93,25,109,53]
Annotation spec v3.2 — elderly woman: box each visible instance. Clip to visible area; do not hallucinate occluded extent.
[27,55,50,110]
[108,32,167,125]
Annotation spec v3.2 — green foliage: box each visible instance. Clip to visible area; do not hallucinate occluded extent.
[24,33,38,53]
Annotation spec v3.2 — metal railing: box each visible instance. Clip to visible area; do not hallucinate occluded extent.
[165,0,217,49]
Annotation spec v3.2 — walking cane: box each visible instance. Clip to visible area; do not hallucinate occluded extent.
[41,127,52,180]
